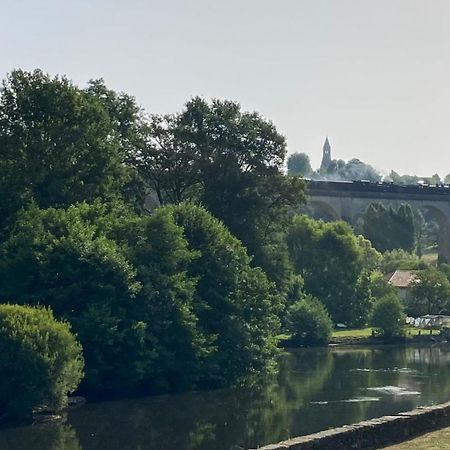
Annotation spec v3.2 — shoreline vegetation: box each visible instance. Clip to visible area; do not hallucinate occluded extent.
[278,326,440,348]
[1,69,450,450]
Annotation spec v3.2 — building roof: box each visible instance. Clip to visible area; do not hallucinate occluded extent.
[385,270,418,288]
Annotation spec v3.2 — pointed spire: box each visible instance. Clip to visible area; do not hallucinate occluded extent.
[321,136,332,171]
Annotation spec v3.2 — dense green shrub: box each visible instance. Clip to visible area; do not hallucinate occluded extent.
[169,203,280,385]
[0,202,280,393]
[286,215,375,324]
[370,294,406,337]
[288,296,333,346]
[0,304,83,420]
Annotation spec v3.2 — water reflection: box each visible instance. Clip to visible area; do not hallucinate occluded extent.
[1,345,450,450]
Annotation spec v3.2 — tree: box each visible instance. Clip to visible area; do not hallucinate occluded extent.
[409,267,450,316]
[0,201,281,392]
[0,304,83,420]
[380,249,426,274]
[362,203,415,253]
[286,215,374,324]
[288,295,333,346]
[0,70,137,233]
[313,158,381,182]
[0,203,145,392]
[129,97,306,277]
[168,203,280,385]
[287,153,312,177]
[370,293,405,337]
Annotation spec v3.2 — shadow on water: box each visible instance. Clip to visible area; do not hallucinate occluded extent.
[2,345,450,450]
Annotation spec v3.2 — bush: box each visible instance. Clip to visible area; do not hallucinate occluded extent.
[169,203,281,385]
[370,294,406,337]
[0,304,84,420]
[288,296,333,346]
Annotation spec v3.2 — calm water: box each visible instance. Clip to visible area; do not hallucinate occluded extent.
[2,345,450,450]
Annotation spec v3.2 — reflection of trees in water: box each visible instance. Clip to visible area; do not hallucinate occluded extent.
[404,346,450,404]
[61,350,335,450]
[3,346,450,450]
[0,420,81,450]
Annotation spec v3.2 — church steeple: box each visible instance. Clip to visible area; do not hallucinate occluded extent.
[320,137,332,171]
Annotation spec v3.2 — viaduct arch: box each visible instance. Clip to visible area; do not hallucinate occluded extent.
[306,180,450,263]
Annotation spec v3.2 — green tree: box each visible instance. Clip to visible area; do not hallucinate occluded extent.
[286,215,373,324]
[0,70,136,233]
[168,203,280,385]
[0,304,83,420]
[288,295,333,346]
[380,249,426,274]
[370,293,406,337]
[0,203,145,391]
[130,97,306,282]
[409,267,450,316]
[287,152,312,177]
[362,203,415,253]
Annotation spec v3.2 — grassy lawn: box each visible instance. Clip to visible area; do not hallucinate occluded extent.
[332,327,434,340]
[383,427,450,449]
[332,327,374,339]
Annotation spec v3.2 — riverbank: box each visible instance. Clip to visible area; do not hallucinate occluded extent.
[278,327,441,348]
[250,401,450,450]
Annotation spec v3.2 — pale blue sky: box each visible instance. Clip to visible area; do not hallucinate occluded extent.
[2,0,450,175]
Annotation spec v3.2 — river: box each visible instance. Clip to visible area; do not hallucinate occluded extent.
[1,345,450,450]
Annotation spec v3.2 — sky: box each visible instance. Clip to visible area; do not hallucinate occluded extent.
[1,0,450,176]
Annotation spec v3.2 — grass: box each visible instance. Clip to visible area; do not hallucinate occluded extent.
[277,327,435,346]
[332,328,373,339]
[383,427,450,449]
[332,326,434,340]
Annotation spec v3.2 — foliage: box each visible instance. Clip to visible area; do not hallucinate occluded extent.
[0,70,136,233]
[363,203,415,253]
[370,293,406,337]
[168,203,280,385]
[313,158,381,182]
[287,153,312,177]
[288,295,333,346]
[0,304,83,420]
[388,170,442,185]
[409,267,450,316]
[380,249,427,274]
[286,215,376,324]
[368,270,397,299]
[356,235,382,271]
[128,97,306,283]
[0,203,145,392]
[0,201,279,392]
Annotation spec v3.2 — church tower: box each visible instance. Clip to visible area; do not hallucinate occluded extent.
[320,137,332,171]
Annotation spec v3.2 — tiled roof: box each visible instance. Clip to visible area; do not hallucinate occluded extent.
[385,270,418,288]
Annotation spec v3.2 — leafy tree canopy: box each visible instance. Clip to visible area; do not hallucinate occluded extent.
[287,152,312,177]
[0,70,141,233]
[128,97,306,261]
[409,267,450,316]
[286,215,376,324]
[0,304,83,420]
[362,203,415,253]
[370,293,405,337]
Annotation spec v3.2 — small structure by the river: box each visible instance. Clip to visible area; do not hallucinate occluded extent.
[385,269,418,301]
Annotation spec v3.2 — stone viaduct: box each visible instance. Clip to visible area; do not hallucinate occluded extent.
[306,180,450,262]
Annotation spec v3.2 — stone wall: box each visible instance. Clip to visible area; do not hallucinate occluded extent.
[249,401,450,450]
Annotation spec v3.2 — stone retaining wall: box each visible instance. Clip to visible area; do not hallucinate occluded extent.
[249,401,450,450]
